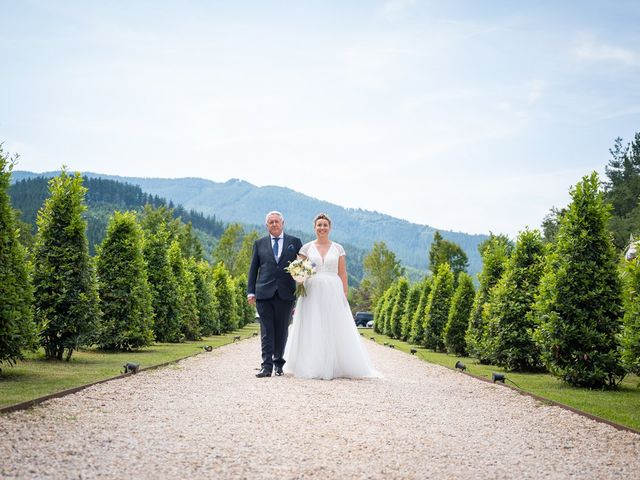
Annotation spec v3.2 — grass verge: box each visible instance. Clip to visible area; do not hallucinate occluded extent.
[359,328,640,432]
[0,323,260,409]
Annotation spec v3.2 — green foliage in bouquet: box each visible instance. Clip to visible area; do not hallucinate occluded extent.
[483,229,545,370]
[534,172,625,388]
[96,211,154,350]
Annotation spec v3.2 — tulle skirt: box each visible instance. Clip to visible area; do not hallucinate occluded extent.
[283,272,378,380]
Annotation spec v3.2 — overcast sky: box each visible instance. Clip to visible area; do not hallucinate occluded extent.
[2,1,639,237]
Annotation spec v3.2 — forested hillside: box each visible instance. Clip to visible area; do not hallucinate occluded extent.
[12,171,487,276]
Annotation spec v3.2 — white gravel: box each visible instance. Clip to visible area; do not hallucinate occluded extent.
[1,337,639,479]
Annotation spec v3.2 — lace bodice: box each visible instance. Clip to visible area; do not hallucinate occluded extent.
[299,241,346,274]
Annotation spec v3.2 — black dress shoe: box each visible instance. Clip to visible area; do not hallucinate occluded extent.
[255,368,272,378]
[274,366,284,376]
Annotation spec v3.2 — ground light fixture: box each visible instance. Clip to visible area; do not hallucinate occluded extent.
[410,349,417,355]
[455,361,466,371]
[203,345,213,352]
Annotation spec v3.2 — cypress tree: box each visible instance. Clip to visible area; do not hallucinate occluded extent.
[443,272,475,355]
[213,263,238,333]
[483,229,545,370]
[96,211,154,350]
[400,283,422,341]
[534,173,625,388]
[382,282,399,336]
[621,254,640,376]
[409,277,432,345]
[168,240,201,340]
[465,234,512,362]
[372,288,389,334]
[144,224,182,342]
[423,263,454,351]
[389,278,409,339]
[234,275,254,327]
[0,148,38,368]
[33,169,100,361]
[191,260,219,336]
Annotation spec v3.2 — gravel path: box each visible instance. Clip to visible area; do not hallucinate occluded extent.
[1,337,639,479]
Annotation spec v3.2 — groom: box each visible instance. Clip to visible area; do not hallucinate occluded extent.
[247,211,302,377]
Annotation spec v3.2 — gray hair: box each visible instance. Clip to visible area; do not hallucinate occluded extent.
[265,211,284,224]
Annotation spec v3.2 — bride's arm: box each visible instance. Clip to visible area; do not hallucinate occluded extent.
[338,255,348,297]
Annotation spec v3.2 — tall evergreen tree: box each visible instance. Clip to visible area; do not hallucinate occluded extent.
[213,223,244,276]
[363,241,404,309]
[213,263,238,333]
[534,173,625,388]
[400,283,422,341]
[409,277,432,345]
[483,229,545,370]
[144,224,182,342]
[382,282,399,336]
[443,272,475,355]
[234,275,254,327]
[168,240,201,340]
[0,148,38,368]
[423,263,454,351]
[621,255,640,376]
[191,260,219,336]
[429,231,469,279]
[389,278,409,339]
[372,287,390,334]
[465,233,512,362]
[96,211,154,350]
[33,169,100,360]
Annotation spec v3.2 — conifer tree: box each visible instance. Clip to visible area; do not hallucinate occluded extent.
[389,278,409,339]
[96,211,154,350]
[191,260,219,336]
[234,275,254,327]
[400,283,422,341]
[483,229,545,370]
[423,263,454,351]
[168,240,201,340]
[443,272,475,355]
[373,288,389,334]
[144,224,182,342]
[534,173,625,388]
[621,256,640,376]
[0,148,38,367]
[382,282,399,336]
[213,263,238,333]
[409,278,432,345]
[33,169,100,360]
[465,234,512,361]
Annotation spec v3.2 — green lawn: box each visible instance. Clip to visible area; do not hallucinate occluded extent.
[359,328,640,432]
[0,323,260,409]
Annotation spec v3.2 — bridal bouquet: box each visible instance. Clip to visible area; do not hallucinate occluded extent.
[285,258,316,297]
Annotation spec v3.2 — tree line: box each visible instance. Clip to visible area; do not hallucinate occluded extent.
[1,152,256,367]
[367,133,640,389]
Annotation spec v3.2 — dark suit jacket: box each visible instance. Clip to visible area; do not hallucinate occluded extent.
[247,233,303,302]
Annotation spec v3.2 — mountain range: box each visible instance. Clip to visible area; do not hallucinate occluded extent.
[12,171,488,276]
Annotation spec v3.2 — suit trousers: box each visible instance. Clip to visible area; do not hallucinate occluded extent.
[256,290,295,371]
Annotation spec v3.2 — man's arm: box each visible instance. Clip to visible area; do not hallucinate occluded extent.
[247,240,260,305]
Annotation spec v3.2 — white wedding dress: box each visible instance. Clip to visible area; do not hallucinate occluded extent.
[283,241,378,380]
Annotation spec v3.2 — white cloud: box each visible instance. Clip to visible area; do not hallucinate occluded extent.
[575,42,638,66]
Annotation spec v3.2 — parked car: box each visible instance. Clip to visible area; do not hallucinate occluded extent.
[365,320,374,328]
[354,311,374,327]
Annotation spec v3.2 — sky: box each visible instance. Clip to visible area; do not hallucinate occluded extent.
[2,1,640,237]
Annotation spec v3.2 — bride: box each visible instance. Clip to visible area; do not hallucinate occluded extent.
[283,213,378,380]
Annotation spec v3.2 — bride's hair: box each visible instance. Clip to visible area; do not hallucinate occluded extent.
[313,213,332,226]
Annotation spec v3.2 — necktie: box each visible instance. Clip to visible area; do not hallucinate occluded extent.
[273,237,279,259]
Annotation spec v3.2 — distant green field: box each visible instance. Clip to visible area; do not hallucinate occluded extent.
[0,324,260,409]
[359,328,640,432]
